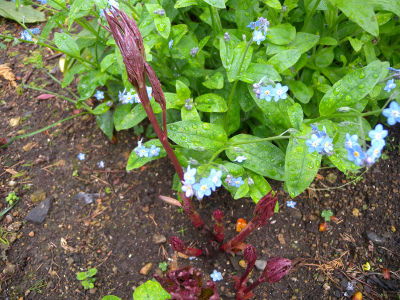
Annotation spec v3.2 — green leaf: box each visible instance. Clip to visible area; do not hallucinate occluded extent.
[0,0,46,23]
[181,105,201,121]
[319,60,389,115]
[287,81,313,104]
[234,180,249,199]
[88,268,98,277]
[202,0,225,9]
[318,37,338,45]
[100,53,116,72]
[54,33,80,57]
[175,0,198,8]
[287,103,303,130]
[348,37,362,52]
[40,10,68,40]
[285,125,321,198]
[315,47,335,68]
[263,0,282,9]
[62,64,87,88]
[247,170,272,203]
[203,72,224,89]
[227,42,253,82]
[126,140,167,171]
[167,121,227,151]
[328,0,379,36]
[266,49,301,73]
[235,0,257,30]
[195,93,227,112]
[68,0,95,30]
[133,280,171,300]
[366,0,400,17]
[237,63,281,83]
[226,134,285,180]
[291,32,320,53]
[96,110,114,140]
[77,272,87,280]
[116,102,161,131]
[145,4,171,39]
[77,70,109,100]
[176,80,191,101]
[265,27,291,45]
[93,102,111,115]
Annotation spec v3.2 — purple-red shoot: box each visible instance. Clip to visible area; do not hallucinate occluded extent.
[213,210,224,242]
[170,236,203,257]
[222,191,277,253]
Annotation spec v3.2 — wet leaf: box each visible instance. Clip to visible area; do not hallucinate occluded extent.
[96,110,114,140]
[266,49,301,73]
[92,102,111,115]
[202,72,224,89]
[238,63,281,84]
[132,279,171,300]
[227,41,253,82]
[195,93,227,112]
[0,0,46,23]
[54,33,80,57]
[126,140,167,171]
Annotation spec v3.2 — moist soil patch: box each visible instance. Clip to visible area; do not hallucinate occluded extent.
[0,18,399,300]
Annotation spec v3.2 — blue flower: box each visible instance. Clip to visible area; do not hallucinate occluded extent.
[347,144,365,166]
[210,270,223,282]
[384,79,396,93]
[122,92,135,104]
[230,177,244,188]
[184,165,197,185]
[252,30,265,45]
[316,126,327,138]
[305,134,323,154]
[247,20,260,30]
[234,155,247,163]
[273,83,289,101]
[321,136,333,153]
[168,39,173,49]
[31,28,40,35]
[78,153,85,160]
[38,0,47,4]
[368,124,387,149]
[94,90,104,100]
[21,30,33,41]
[366,146,382,163]
[181,181,194,197]
[148,145,161,157]
[286,201,296,208]
[108,0,119,8]
[208,169,222,191]
[345,133,359,150]
[100,9,105,17]
[193,178,213,199]
[98,161,105,168]
[146,86,153,100]
[136,145,150,157]
[382,101,400,126]
[259,85,276,102]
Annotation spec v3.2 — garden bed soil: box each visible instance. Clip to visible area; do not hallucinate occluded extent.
[0,18,400,300]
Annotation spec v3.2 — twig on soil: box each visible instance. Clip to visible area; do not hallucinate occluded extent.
[159,244,168,260]
[0,160,25,177]
[95,251,113,268]
[378,246,400,258]
[73,176,92,184]
[90,175,110,186]
[23,68,36,83]
[45,53,63,61]
[149,214,158,226]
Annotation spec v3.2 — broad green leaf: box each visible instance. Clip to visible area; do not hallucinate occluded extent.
[235,0,257,30]
[195,93,227,112]
[202,0,225,9]
[100,53,116,72]
[176,80,191,101]
[315,47,335,68]
[170,24,188,46]
[77,70,109,100]
[93,102,111,115]
[266,49,301,73]
[175,148,213,166]
[247,170,272,203]
[328,0,379,36]
[238,63,281,83]
[54,33,80,57]
[263,0,282,9]
[167,121,227,151]
[227,42,253,82]
[145,4,171,39]
[363,41,376,64]
[285,125,321,198]
[175,0,198,8]
[237,81,255,112]
[287,81,313,104]
[40,10,68,40]
[0,0,46,23]
[291,32,320,53]
[68,0,95,30]
[126,140,167,171]
[234,179,249,199]
[318,37,338,45]
[366,0,400,18]
[203,72,224,89]
[62,64,87,88]
[116,102,161,131]
[287,103,303,130]
[226,134,285,180]
[349,37,362,52]
[96,110,114,140]
[165,93,184,109]
[265,27,291,45]
[132,280,171,300]
[181,106,201,121]
[248,84,291,132]
[114,104,131,131]
[319,60,389,115]
[219,32,240,70]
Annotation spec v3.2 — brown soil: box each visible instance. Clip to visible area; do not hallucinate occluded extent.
[0,18,399,300]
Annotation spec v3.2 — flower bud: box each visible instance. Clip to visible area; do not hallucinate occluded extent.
[224,32,230,42]
[262,257,292,283]
[213,210,224,224]
[190,47,199,57]
[253,191,278,227]
[243,245,257,264]
[170,236,186,251]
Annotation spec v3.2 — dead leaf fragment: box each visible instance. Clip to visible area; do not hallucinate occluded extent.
[10,117,21,127]
[23,142,37,152]
[382,268,390,280]
[139,262,153,275]
[277,233,286,245]
[37,94,56,100]
[0,64,17,87]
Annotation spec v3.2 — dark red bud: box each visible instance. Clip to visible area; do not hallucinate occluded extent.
[170,236,186,252]
[262,257,292,284]
[213,210,224,223]
[243,245,257,264]
[253,191,278,227]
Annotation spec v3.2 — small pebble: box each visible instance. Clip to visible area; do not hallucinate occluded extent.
[28,231,35,237]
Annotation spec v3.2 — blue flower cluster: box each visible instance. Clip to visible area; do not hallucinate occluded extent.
[346,124,387,166]
[224,175,245,188]
[21,28,40,41]
[118,87,152,104]
[134,139,161,158]
[253,82,289,102]
[305,125,333,155]
[247,17,270,45]
[181,166,222,200]
[100,0,119,17]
